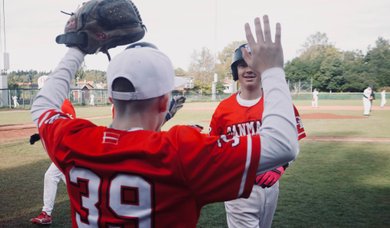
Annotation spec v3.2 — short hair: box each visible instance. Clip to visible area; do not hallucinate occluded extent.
[111,77,158,114]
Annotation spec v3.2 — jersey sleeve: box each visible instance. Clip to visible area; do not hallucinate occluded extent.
[281,105,306,168]
[293,105,306,140]
[61,99,76,119]
[37,109,92,171]
[171,126,261,205]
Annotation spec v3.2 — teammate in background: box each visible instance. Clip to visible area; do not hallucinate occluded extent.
[312,88,319,108]
[380,89,387,108]
[89,93,95,106]
[209,43,306,228]
[12,96,19,108]
[31,15,299,227]
[370,89,375,112]
[363,86,372,116]
[30,99,76,225]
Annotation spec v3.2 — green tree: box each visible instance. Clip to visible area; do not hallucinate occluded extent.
[286,32,346,92]
[7,70,49,88]
[72,62,87,86]
[83,70,106,83]
[215,41,245,81]
[364,37,390,89]
[175,67,187,76]
[188,47,215,93]
[341,50,368,92]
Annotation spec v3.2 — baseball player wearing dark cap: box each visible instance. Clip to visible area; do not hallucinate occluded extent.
[31,15,299,227]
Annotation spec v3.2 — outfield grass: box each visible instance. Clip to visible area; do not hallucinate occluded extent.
[199,141,390,228]
[300,110,390,138]
[0,100,389,227]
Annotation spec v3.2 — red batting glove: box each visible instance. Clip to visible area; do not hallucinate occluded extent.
[255,166,285,188]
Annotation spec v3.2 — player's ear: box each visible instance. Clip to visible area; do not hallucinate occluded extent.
[157,94,170,113]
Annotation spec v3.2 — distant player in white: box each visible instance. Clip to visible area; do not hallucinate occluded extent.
[363,87,372,116]
[12,96,19,108]
[380,89,386,108]
[312,88,319,108]
[89,93,95,106]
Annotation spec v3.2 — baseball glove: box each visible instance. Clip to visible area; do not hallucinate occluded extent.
[56,0,146,58]
[165,95,186,122]
[30,133,41,145]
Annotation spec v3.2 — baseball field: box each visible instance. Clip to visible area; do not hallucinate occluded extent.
[1,99,389,227]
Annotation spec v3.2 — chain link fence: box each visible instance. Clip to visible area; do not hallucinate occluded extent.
[0,88,379,110]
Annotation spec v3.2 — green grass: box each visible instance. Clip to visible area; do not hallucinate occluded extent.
[291,99,365,106]
[0,105,113,125]
[300,109,390,138]
[199,141,390,228]
[0,101,390,227]
[279,141,390,227]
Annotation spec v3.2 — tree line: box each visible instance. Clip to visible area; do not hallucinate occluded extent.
[7,69,106,90]
[6,33,390,94]
[186,33,390,93]
[284,32,390,92]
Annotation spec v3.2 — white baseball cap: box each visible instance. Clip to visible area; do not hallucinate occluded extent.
[107,45,185,100]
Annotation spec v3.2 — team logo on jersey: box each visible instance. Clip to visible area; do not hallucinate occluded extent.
[102,131,120,145]
[295,116,306,139]
[226,120,262,136]
[217,134,240,148]
[296,116,304,130]
[44,113,68,125]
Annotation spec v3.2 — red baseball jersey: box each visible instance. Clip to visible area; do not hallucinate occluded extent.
[37,109,261,227]
[209,93,306,140]
[61,99,76,118]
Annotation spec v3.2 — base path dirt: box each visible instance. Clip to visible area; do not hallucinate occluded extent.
[1,107,389,143]
[0,125,37,144]
[301,113,364,119]
[304,136,390,143]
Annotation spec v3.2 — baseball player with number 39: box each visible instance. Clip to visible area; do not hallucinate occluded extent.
[210,43,306,228]
[31,0,299,226]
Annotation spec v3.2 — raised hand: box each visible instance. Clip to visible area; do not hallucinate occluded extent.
[242,15,284,75]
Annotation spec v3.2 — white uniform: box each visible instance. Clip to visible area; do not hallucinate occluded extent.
[89,94,95,106]
[312,89,319,108]
[363,87,372,116]
[12,96,19,108]
[380,90,387,108]
[225,182,279,228]
[42,163,66,215]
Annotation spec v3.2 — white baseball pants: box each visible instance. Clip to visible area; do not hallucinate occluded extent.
[363,98,371,115]
[225,182,279,228]
[42,163,66,215]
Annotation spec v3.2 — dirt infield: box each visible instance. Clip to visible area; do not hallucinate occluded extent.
[301,113,364,119]
[297,106,390,111]
[1,106,389,143]
[304,136,390,143]
[0,125,37,144]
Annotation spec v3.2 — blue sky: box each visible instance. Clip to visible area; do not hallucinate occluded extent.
[1,0,389,72]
